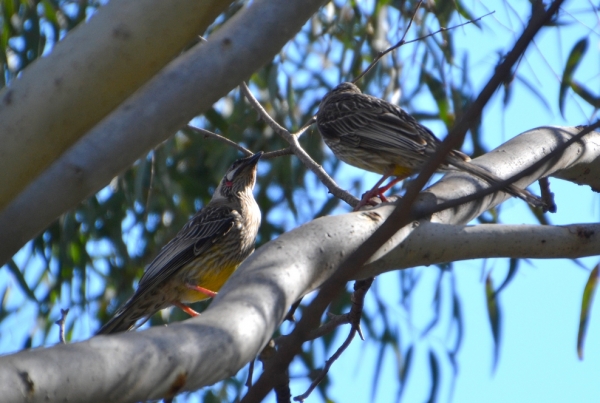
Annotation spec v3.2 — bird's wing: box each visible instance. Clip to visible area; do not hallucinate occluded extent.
[134,204,237,299]
[323,93,440,157]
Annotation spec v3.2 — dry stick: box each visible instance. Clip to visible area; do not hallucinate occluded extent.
[352,0,422,83]
[263,148,294,160]
[353,6,494,83]
[55,308,69,344]
[284,298,303,322]
[240,82,359,207]
[246,360,255,388]
[303,312,352,341]
[187,123,293,159]
[186,125,253,156]
[143,150,156,223]
[240,2,565,401]
[539,177,557,213]
[258,340,291,403]
[294,278,373,402]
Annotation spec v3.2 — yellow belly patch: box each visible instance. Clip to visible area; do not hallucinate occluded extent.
[177,260,240,303]
[390,165,413,178]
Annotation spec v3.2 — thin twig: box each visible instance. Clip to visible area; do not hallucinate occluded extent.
[285,298,303,322]
[144,150,156,220]
[240,82,359,207]
[259,341,291,403]
[304,312,351,341]
[55,308,69,344]
[294,331,356,403]
[353,0,423,83]
[354,5,494,83]
[246,359,255,388]
[262,148,294,160]
[539,177,557,213]
[402,12,495,45]
[185,125,253,156]
[294,278,374,402]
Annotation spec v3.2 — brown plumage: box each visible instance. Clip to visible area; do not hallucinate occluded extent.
[97,152,262,334]
[316,82,543,208]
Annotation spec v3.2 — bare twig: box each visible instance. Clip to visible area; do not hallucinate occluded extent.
[246,359,255,388]
[294,278,374,402]
[262,148,294,160]
[55,309,69,344]
[241,2,566,401]
[294,331,356,403]
[240,82,359,207]
[185,125,253,156]
[284,298,303,322]
[304,312,351,341]
[539,177,557,213]
[353,0,423,83]
[144,150,156,220]
[354,5,494,83]
[259,341,291,403]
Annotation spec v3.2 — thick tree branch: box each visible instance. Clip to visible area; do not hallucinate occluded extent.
[0,126,597,403]
[0,0,233,210]
[0,0,329,267]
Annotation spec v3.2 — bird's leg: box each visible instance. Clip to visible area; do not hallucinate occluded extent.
[173,301,200,317]
[355,174,391,211]
[377,176,402,195]
[173,284,218,317]
[354,173,398,211]
[186,283,218,298]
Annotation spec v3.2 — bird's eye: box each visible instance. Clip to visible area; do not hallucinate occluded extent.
[225,180,233,187]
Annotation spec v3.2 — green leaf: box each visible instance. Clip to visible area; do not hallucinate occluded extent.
[559,37,588,116]
[494,258,519,297]
[397,346,413,402]
[571,81,600,109]
[486,272,501,372]
[577,265,599,360]
[5,259,39,303]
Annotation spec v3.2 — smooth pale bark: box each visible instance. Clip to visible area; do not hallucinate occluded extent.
[0,0,233,210]
[0,127,599,403]
[0,0,328,267]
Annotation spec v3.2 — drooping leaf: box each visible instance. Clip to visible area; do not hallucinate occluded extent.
[486,272,501,372]
[577,265,599,360]
[571,81,600,109]
[426,350,440,403]
[397,345,414,402]
[494,258,519,297]
[5,259,38,303]
[559,37,588,116]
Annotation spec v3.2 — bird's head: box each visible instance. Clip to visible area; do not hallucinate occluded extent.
[213,152,262,200]
[320,82,362,104]
[319,82,362,110]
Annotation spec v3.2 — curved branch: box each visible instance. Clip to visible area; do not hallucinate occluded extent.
[0,126,598,403]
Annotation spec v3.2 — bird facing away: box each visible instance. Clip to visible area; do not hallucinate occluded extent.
[316,82,544,209]
[97,152,263,334]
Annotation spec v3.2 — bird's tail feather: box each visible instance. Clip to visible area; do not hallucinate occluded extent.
[445,156,545,208]
[96,304,143,335]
